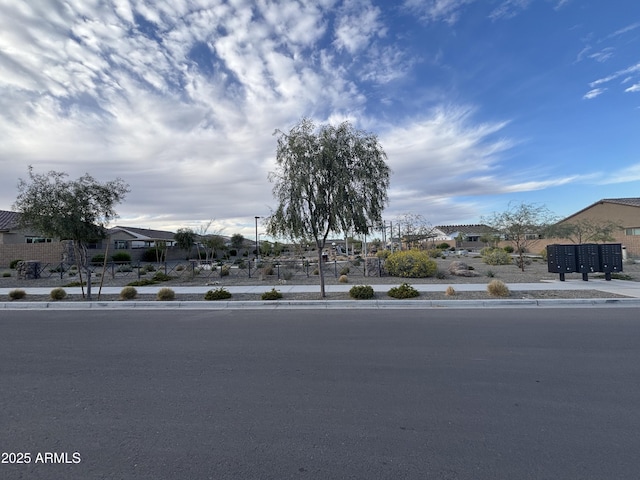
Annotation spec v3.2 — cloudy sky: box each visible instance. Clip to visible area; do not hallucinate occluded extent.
[1,0,639,238]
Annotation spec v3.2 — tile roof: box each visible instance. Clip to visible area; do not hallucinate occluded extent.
[108,226,176,241]
[600,198,640,207]
[0,210,20,231]
[436,224,495,235]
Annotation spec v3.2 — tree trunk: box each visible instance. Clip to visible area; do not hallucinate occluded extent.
[316,239,326,298]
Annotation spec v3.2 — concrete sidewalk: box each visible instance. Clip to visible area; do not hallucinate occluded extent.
[2,279,640,309]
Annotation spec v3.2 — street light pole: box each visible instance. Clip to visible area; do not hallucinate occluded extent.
[254,216,260,264]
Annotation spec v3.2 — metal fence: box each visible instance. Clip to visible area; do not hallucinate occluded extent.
[26,257,385,281]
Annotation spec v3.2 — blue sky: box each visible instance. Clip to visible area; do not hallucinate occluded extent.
[1,0,639,238]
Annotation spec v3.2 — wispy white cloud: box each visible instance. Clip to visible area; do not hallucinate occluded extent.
[402,0,475,24]
[625,83,640,93]
[583,88,606,100]
[489,0,533,21]
[597,163,640,184]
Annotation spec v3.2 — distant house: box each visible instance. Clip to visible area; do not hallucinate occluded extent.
[108,226,178,250]
[436,224,497,250]
[0,209,65,267]
[555,198,640,257]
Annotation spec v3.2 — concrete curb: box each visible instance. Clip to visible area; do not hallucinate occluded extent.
[2,298,640,310]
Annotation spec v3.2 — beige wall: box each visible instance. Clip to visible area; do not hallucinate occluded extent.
[0,242,66,268]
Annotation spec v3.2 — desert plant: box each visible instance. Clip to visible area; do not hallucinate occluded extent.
[339,266,350,275]
[153,272,172,282]
[387,283,420,299]
[262,264,274,276]
[338,274,349,283]
[116,264,133,273]
[111,252,132,263]
[445,286,456,296]
[349,285,375,299]
[435,269,447,279]
[119,286,138,300]
[503,245,515,253]
[261,288,283,300]
[9,289,26,300]
[91,254,106,264]
[486,270,495,278]
[482,248,512,266]
[49,287,67,301]
[437,242,451,250]
[487,279,510,297]
[384,250,438,278]
[156,287,175,301]
[204,288,232,300]
[2,272,11,278]
[281,269,293,281]
[9,259,23,269]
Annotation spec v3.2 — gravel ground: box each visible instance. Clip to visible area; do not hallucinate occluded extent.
[2,255,638,302]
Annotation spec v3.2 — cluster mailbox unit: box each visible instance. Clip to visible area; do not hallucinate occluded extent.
[547,243,623,281]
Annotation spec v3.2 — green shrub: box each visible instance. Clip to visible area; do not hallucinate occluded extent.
[387,283,420,299]
[435,270,447,279]
[503,245,515,254]
[262,264,274,276]
[8,289,26,300]
[486,270,495,278]
[2,272,11,278]
[437,242,451,250]
[141,248,166,262]
[261,288,283,300]
[153,272,172,282]
[116,264,133,273]
[156,287,175,301]
[376,250,391,259]
[426,249,443,258]
[91,254,106,264]
[204,288,232,300]
[112,252,132,263]
[9,259,23,269]
[49,287,67,301]
[384,250,438,278]
[487,279,510,297]
[349,285,375,299]
[540,249,548,261]
[482,248,512,266]
[120,286,138,300]
[339,266,350,275]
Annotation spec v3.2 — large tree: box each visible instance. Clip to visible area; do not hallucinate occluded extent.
[14,166,129,299]
[266,118,391,297]
[482,202,556,272]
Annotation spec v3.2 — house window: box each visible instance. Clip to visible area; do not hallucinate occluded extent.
[625,228,640,236]
[114,240,129,249]
[25,237,52,243]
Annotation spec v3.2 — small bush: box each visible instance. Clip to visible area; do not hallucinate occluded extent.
[349,285,375,299]
[339,266,350,275]
[486,270,495,278]
[262,264,274,276]
[112,252,132,263]
[156,287,175,301]
[503,245,515,253]
[91,254,106,264]
[204,288,232,300]
[482,248,512,266]
[9,289,26,300]
[487,279,510,298]
[426,249,442,258]
[387,283,420,299]
[141,247,166,262]
[437,242,452,250]
[49,288,67,301]
[445,286,456,296]
[153,272,172,282]
[116,265,133,273]
[384,250,438,278]
[220,265,230,276]
[10,259,23,269]
[435,269,447,279]
[281,269,293,280]
[120,286,138,300]
[2,272,11,278]
[261,288,283,300]
[376,250,391,259]
[338,274,349,283]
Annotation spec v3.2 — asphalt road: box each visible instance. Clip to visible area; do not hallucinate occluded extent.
[1,308,639,480]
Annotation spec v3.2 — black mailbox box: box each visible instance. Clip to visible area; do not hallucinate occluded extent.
[576,243,600,274]
[547,244,577,275]
[599,243,623,275]
[547,243,623,281]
